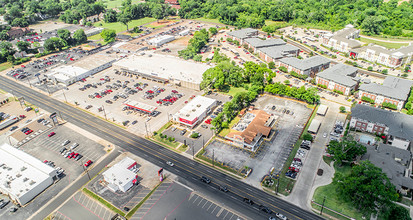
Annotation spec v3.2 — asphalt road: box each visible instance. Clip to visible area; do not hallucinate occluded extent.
[0,76,324,220]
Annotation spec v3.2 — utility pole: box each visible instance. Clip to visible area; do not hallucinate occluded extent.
[144,122,149,137]
[58,111,64,122]
[62,88,68,103]
[26,77,32,88]
[320,196,326,215]
[45,83,51,95]
[276,175,280,195]
[202,136,205,150]
[81,163,91,180]
[192,143,195,159]
[102,105,107,120]
[212,149,214,167]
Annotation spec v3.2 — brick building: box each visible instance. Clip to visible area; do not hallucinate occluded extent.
[227,28,258,44]
[278,56,331,77]
[316,64,359,95]
[321,24,362,53]
[350,44,413,68]
[350,104,413,150]
[7,27,30,39]
[357,76,413,110]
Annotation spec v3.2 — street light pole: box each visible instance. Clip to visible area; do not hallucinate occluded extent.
[26,77,32,88]
[212,149,214,167]
[320,196,326,215]
[62,88,68,103]
[102,105,107,120]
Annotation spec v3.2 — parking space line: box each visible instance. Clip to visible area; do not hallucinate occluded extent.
[202,201,210,209]
[225,212,233,220]
[191,195,199,203]
[197,198,205,206]
[206,202,214,211]
[216,207,223,217]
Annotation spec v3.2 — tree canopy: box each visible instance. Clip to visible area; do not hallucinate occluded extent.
[333,160,399,215]
[327,136,367,165]
[178,0,413,37]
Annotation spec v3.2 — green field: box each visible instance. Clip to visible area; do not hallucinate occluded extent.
[101,0,144,9]
[194,17,225,26]
[264,20,287,26]
[94,17,157,33]
[0,62,12,72]
[359,37,409,49]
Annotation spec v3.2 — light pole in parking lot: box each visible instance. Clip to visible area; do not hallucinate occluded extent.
[80,162,91,181]
[26,77,32,88]
[320,196,326,215]
[101,105,107,120]
[61,88,68,103]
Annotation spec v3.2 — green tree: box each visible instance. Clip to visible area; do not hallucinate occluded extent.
[327,137,367,165]
[73,29,87,44]
[118,12,132,31]
[100,29,116,43]
[104,9,118,23]
[268,61,275,69]
[0,30,8,41]
[302,133,313,141]
[57,29,72,45]
[11,17,29,27]
[368,66,373,71]
[16,41,31,52]
[43,37,67,51]
[382,204,411,220]
[208,27,218,35]
[333,160,398,215]
[339,106,346,113]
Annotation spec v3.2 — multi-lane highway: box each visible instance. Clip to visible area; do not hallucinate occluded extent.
[0,76,324,220]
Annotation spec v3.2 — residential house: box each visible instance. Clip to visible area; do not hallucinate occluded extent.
[322,24,362,53]
[13,51,27,59]
[350,44,413,68]
[350,104,413,150]
[361,144,413,195]
[79,13,104,25]
[8,27,31,39]
[165,0,181,10]
[357,76,413,110]
[278,56,331,77]
[225,109,276,151]
[316,64,359,95]
[227,28,259,44]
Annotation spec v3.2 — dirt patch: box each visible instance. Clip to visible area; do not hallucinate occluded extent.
[29,20,72,33]
[148,20,177,27]
[172,35,191,46]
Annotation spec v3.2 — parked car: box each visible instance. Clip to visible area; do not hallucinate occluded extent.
[84,160,92,167]
[48,132,56,137]
[62,140,70,146]
[275,213,288,220]
[0,199,10,209]
[180,129,187,136]
[259,205,272,214]
[71,143,79,150]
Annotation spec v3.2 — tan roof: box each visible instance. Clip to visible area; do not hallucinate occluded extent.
[227,110,271,144]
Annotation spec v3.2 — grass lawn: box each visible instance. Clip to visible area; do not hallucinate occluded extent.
[359,37,409,49]
[152,134,179,149]
[0,62,13,72]
[177,144,188,152]
[94,17,157,33]
[264,20,287,26]
[224,86,247,97]
[194,17,225,26]
[322,155,333,166]
[102,0,143,9]
[312,163,365,220]
[218,116,240,137]
[195,149,240,176]
[88,34,103,41]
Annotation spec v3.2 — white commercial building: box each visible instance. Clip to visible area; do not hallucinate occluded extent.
[46,53,116,86]
[173,96,217,128]
[102,157,138,193]
[0,143,57,206]
[112,42,144,54]
[113,52,212,90]
[148,35,175,47]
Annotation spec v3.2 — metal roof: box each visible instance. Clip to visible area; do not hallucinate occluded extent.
[317,64,358,87]
[244,38,286,48]
[279,56,330,71]
[358,76,413,101]
[227,28,258,39]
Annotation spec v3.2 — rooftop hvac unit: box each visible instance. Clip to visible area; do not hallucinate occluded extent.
[16,174,22,178]
[29,180,36,185]
[192,109,196,112]
[197,104,201,107]
[186,114,190,117]
[23,178,29,182]
[21,166,27,171]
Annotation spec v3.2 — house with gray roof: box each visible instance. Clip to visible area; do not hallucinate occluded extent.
[321,24,362,53]
[227,28,258,44]
[244,37,286,53]
[279,56,331,77]
[316,64,359,95]
[357,76,413,110]
[350,104,413,150]
[361,143,413,194]
[258,44,300,63]
[350,44,413,68]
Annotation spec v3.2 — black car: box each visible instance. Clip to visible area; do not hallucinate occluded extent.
[123,207,130,212]
[300,145,310,150]
[219,185,229,192]
[200,176,211,184]
[9,126,18,131]
[243,198,254,205]
[259,205,272,214]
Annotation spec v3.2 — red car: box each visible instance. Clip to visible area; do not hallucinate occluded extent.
[25,130,33,135]
[73,153,79,159]
[48,132,56,137]
[19,115,26,118]
[68,152,75,159]
[84,160,92,167]
[289,167,300,172]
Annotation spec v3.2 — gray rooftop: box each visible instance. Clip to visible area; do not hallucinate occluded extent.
[353,44,413,57]
[358,76,413,101]
[361,144,413,190]
[351,104,413,141]
[279,56,330,71]
[317,64,358,87]
[395,44,413,56]
[331,36,362,48]
[258,44,300,59]
[244,37,286,48]
[228,28,258,40]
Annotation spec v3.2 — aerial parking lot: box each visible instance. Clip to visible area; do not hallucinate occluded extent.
[53,67,204,136]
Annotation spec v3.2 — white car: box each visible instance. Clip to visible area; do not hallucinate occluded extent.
[276,213,288,220]
[71,143,79,150]
[323,133,327,138]
[166,161,174,167]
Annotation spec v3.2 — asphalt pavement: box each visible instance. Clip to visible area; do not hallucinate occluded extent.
[0,76,324,220]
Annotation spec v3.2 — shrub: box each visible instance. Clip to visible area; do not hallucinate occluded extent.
[268,61,275,69]
[382,102,397,110]
[367,66,373,71]
[284,80,290,85]
[361,96,375,104]
[382,69,388,74]
[279,66,288,73]
[290,71,307,80]
[339,106,346,113]
[317,84,327,89]
[333,89,344,95]
[303,133,313,141]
